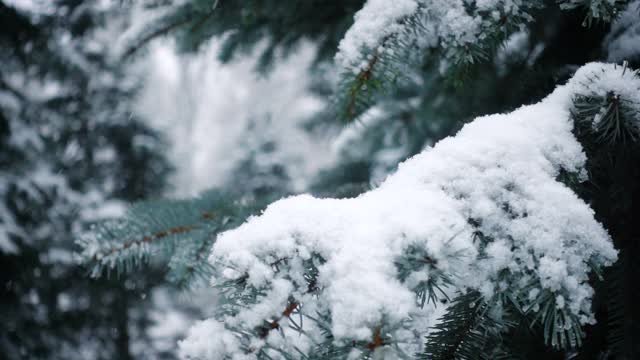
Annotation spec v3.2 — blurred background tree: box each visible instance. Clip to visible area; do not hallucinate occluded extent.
[0,1,172,358]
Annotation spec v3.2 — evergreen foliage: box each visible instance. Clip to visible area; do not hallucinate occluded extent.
[567,63,640,360]
[83,64,640,359]
[79,190,269,291]
[1,1,170,358]
[78,0,640,359]
[121,0,365,69]
[332,0,629,122]
[559,0,629,25]
[419,291,510,360]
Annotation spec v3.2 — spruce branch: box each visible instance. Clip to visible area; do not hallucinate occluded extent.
[572,89,640,146]
[335,12,424,122]
[335,43,405,122]
[333,0,628,123]
[395,244,456,308]
[437,1,546,86]
[211,254,326,356]
[333,1,542,122]
[567,63,640,359]
[77,190,259,288]
[166,228,217,290]
[558,0,629,26]
[571,63,640,150]
[212,251,420,359]
[525,289,585,350]
[120,1,220,58]
[344,41,385,120]
[419,291,510,360]
[255,300,300,340]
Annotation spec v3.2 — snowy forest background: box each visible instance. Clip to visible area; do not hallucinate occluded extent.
[1,0,640,359]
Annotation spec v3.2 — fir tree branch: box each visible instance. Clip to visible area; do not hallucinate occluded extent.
[572,87,640,146]
[256,300,300,340]
[558,0,629,26]
[77,190,261,289]
[121,1,220,58]
[345,41,385,120]
[420,291,509,360]
[102,224,197,258]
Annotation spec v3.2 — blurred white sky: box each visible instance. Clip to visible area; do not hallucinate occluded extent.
[136,40,334,196]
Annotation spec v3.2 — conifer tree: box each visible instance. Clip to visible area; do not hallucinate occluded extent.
[80,1,640,359]
[1,1,170,358]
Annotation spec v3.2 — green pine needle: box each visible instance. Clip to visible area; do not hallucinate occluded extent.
[419,291,510,360]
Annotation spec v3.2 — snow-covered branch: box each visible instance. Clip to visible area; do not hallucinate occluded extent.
[178,63,640,359]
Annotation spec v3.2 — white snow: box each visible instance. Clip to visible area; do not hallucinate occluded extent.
[335,0,418,69]
[178,63,635,359]
[179,319,242,360]
[571,62,640,108]
[335,0,536,74]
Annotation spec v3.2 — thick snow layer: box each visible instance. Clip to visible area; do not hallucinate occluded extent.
[179,63,635,359]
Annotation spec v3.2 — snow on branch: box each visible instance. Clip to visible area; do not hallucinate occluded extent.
[334,0,540,120]
[178,63,639,359]
[333,0,630,121]
[335,0,419,71]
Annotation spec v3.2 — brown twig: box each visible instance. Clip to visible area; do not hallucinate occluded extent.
[367,326,386,351]
[101,210,217,258]
[104,225,196,258]
[346,48,382,119]
[258,301,299,339]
